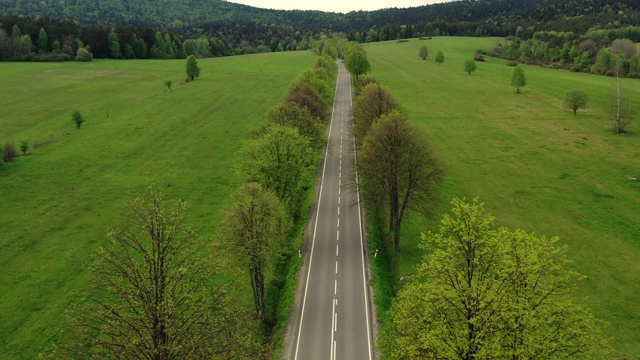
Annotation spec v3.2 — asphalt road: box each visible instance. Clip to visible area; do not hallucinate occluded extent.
[291,61,374,360]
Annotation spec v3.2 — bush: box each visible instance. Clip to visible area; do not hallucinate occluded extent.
[506,61,519,66]
[19,139,29,155]
[71,110,85,129]
[547,62,563,69]
[570,65,582,72]
[75,48,93,62]
[3,141,17,162]
[476,49,487,55]
[474,54,486,62]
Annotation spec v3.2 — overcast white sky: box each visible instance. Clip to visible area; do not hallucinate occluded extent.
[231,0,443,14]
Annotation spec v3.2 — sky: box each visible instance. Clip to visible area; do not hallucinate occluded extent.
[230,0,444,14]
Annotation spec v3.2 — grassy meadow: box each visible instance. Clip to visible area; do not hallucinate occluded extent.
[365,37,640,356]
[0,51,317,359]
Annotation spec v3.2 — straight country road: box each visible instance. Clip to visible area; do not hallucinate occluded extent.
[285,60,374,360]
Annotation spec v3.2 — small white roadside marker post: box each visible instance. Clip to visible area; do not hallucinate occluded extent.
[374,249,378,258]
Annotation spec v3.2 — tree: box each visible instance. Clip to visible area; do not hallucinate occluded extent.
[382,198,610,359]
[435,50,445,65]
[356,112,440,255]
[37,28,48,53]
[612,60,631,133]
[163,79,173,91]
[185,55,200,80]
[564,89,588,115]
[611,39,637,59]
[345,48,371,81]
[239,125,316,220]
[132,34,147,58]
[71,110,85,129]
[464,59,477,75]
[285,82,328,120]
[419,45,428,60]
[107,30,121,58]
[75,47,93,62]
[352,83,401,145]
[511,65,527,93]
[267,102,324,149]
[218,182,288,321]
[2,141,16,162]
[19,139,29,155]
[43,188,260,359]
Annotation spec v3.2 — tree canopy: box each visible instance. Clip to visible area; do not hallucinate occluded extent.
[564,89,588,115]
[185,54,200,80]
[511,65,527,93]
[381,198,609,359]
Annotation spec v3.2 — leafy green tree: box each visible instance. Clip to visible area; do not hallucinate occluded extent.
[71,110,85,129]
[239,125,316,219]
[163,79,173,91]
[132,34,147,58]
[19,139,29,155]
[75,47,93,62]
[285,82,328,120]
[267,102,324,149]
[20,35,33,54]
[382,198,610,359]
[185,54,200,80]
[356,111,440,255]
[511,65,527,93]
[218,182,289,321]
[352,83,401,145]
[123,44,134,59]
[564,89,588,115]
[345,47,371,81]
[464,59,477,75]
[11,24,21,40]
[435,50,445,65]
[107,30,121,58]
[37,28,48,53]
[43,189,261,359]
[419,45,428,60]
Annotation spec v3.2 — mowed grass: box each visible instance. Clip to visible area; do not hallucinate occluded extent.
[365,37,640,355]
[0,51,316,359]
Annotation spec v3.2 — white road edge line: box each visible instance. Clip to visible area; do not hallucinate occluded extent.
[294,63,341,360]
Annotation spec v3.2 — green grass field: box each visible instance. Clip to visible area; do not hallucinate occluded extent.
[365,37,640,356]
[0,52,317,359]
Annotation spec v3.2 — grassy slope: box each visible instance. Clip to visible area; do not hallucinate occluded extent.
[0,52,316,359]
[365,37,640,355]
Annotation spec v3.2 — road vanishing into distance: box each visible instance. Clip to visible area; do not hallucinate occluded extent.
[287,61,374,360]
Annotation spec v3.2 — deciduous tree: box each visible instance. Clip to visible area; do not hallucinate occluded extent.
[564,89,588,115]
[37,28,48,53]
[239,125,316,220]
[71,110,85,129]
[464,59,477,75]
[185,54,200,80]
[419,45,428,60]
[352,83,401,145]
[44,189,260,359]
[163,79,172,91]
[345,46,371,81]
[267,102,324,149]
[285,82,328,120]
[382,198,610,359]
[356,111,440,255]
[218,182,289,321]
[435,50,445,65]
[107,30,121,58]
[511,65,527,93]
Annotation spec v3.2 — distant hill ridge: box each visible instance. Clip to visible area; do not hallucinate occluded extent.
[2,0,639,34]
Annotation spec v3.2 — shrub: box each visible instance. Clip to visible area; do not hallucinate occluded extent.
[19,139,29,155]
[3,141,17,162]
[474,53,486,62]
[397,39,409,43]
[75,48,93,62]
[71,110,85,129]
[506,61,519,66]
[548,62,563,69]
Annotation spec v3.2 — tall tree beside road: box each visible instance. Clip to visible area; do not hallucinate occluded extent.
[239,125,316,220]
[356,111,440,255]
[218,182,289,322]
[344,43,371,81]
[352,83,401,146]
[382,198,609,359]
[43,188,260,359]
